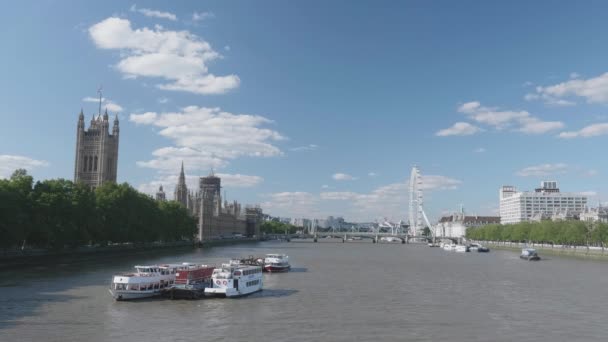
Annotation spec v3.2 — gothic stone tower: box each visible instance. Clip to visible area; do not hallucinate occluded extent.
[174,162,189,208]
[74,109,119,188]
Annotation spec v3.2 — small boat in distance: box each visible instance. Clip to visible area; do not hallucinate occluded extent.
[520,248,541,261]
[469,243,490,253]
[379,236,402,243]
[454,245,469,253]
[264,254,291,273]
[428,242,440,247]
[442,243,456,251]
[109,264,178,301]
[205,263,263,297]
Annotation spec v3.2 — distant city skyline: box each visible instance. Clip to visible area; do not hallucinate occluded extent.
[2,1,608,221]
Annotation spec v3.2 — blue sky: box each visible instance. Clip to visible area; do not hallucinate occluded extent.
[2,1,608,222]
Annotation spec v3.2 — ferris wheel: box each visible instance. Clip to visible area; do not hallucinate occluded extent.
[409,166,432,237]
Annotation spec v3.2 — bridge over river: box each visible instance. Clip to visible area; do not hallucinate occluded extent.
[265,232,461,244]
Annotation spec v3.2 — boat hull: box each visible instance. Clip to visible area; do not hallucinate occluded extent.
[520,255,541,261]
[109,289,161,301]
[204,286,262,298]
[264,265,290,273]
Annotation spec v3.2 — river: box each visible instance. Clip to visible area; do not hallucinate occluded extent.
[1,240,608,342]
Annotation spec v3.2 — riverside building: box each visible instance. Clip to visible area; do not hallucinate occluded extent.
[499,181,588,224]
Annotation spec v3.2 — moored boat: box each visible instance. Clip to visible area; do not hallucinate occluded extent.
[264,254,291,273]
[204,263,263,297]
[166,263,215,299]
[379,236,402,243]
[109,264,178,301]
[520,248,540,261]
[442,243,456,251]
[469,243,490,253]
[454,245,469,253]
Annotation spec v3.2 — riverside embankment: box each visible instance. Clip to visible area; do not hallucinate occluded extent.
[0,238,258,264]
[478,241,608,260]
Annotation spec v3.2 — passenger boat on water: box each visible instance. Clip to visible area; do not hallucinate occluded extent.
[204,263,263,298]
[263,254,291,273]
[520,248,541,261]
[454,245,470,252]
[109,264,178,301]
[166,263,215,299]
[469,243,490,253]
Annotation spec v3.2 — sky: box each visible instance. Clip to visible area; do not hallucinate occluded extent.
[2,0,608,222]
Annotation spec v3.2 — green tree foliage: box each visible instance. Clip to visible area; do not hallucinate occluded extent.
[0,170,197,250]
[260,220,298,234]
[466,220,608,246]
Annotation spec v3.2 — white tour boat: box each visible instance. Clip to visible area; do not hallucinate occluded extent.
[379,236,403,243]
[109,264,178,301]
[442,243,456,251]
[264,254,291,273]
[205,263,263,297]
[454,245,470,253]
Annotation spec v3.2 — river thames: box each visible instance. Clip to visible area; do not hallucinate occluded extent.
[1,241,608,341]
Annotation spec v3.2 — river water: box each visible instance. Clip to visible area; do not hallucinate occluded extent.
[1,240,608,342]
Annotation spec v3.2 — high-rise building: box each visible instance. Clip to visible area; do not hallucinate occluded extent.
[74,108,119,188]
[499,181,588,224]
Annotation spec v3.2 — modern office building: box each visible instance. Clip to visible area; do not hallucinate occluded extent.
[499,181,588,224]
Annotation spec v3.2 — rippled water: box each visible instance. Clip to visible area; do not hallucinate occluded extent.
[2,240,608,341]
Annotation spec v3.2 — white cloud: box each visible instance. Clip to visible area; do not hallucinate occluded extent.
[82,96,123,113]
[517,117,565,134]
[138,172,262,199]
[332,173,357,181]
[580,191,597,197]
[528,72,608,105]
[88,17,239,95]
[129,112,157,125]
[368,172,378,177]
[570,72,581,79]
[420,175,462,190]
[289,144,318,152]
[193,11,214,21]
[224,45,231,51]
[435,122,481,136]
[130,4,177,21]
[558,123,608,138]
[321,184,330,189]
[474,147,486,153]
[516,163,568,177]
[157,97,169,104]
[130,106,285,174]
[455,101,564,134]
[260,192,319,218]
[0,155,49,178]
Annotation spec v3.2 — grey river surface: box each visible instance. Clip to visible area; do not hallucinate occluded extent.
[2,241,608,342]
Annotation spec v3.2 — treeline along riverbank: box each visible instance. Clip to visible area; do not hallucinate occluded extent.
[467,220,608,250]
[0,169,197,254]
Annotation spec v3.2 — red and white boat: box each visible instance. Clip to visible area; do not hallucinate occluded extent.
[167,263,215,299]
[263,254,291,273]
[109,264,178,301]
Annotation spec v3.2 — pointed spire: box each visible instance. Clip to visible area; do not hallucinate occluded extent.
[114,113,119,123]
[103,108,109,120]
[79,108,84,118]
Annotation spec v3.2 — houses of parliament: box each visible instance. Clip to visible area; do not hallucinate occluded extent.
[73,106,261,241]
[155,163,262,241]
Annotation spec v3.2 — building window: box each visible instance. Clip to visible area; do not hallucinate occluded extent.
[94,156,98,171]
[88,156,93,171]
[83,156,88,172]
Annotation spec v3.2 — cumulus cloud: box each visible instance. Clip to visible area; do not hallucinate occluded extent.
[474,147,486,153]
[130,4,177,21]
[82,96,123,113]
[138,172,262,199]
[88,17,239,95]
[516,163,568,177]
[332,173,357,181]
[260,192,319,218]
[435,122,481,136]
[558,123,608,138]
[527,72,608,105]
[130,106,284,174]
[368,172,378,177]
[454,101,564,134]
[0,155,49,178]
